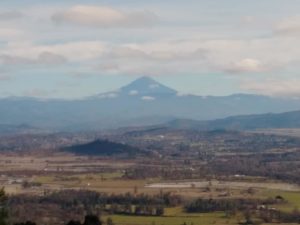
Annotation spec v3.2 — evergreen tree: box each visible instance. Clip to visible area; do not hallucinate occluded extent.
[106,217,114,225]
[0,188,8,225]
[83,215,102,225]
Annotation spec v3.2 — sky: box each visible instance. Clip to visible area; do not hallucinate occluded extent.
[1,0,300,98]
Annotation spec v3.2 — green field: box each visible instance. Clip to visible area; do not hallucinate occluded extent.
[103,212,238,225]
[263,190,300,212]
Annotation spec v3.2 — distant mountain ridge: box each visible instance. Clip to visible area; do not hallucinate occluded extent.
[0,124,39,135]
[2,76,300,131]
[166,110,300,130]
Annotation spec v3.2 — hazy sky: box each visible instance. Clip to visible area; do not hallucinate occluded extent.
[1,0,300,98]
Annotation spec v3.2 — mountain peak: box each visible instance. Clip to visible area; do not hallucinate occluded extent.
[133,76,157,83]
[120,76,177,96]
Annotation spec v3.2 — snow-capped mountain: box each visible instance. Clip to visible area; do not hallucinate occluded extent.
[2,76,300,131]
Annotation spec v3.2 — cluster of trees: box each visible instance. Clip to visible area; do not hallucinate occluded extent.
[108,204,164,216]
[185,198,279,213]
[21,181,42,189]
[66,215,102,225]
[119,129,300,157]
[3,187,300,225]
[0,188,7,225]
[209,152,300,184]
[2,189,106,225]
[14,215,103,225]
[3,186,164,224]
[8,190,181,223]
[38,190,181,207]
[123,143,300,184]
[256,208,300,223]
[185,197,300,224]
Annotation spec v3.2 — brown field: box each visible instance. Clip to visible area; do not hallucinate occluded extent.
[1,150,300,225]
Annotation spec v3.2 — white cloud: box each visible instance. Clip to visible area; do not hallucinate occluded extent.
[0,11,23,21]
[1,32,299,78]
[92,42,209,76]
[0,41,106,63]
[37,52,67,64]
[275,16,300,35]
[242,16,256,24]
[225,58,265,73]
[129,90,139,96]
[106,47,148,59]
[95,37,289,76]
[0,51,67,65]
[0,28,24,40]
[98,92,119,99]
[141,96,155,101]
[52,5,158,28]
